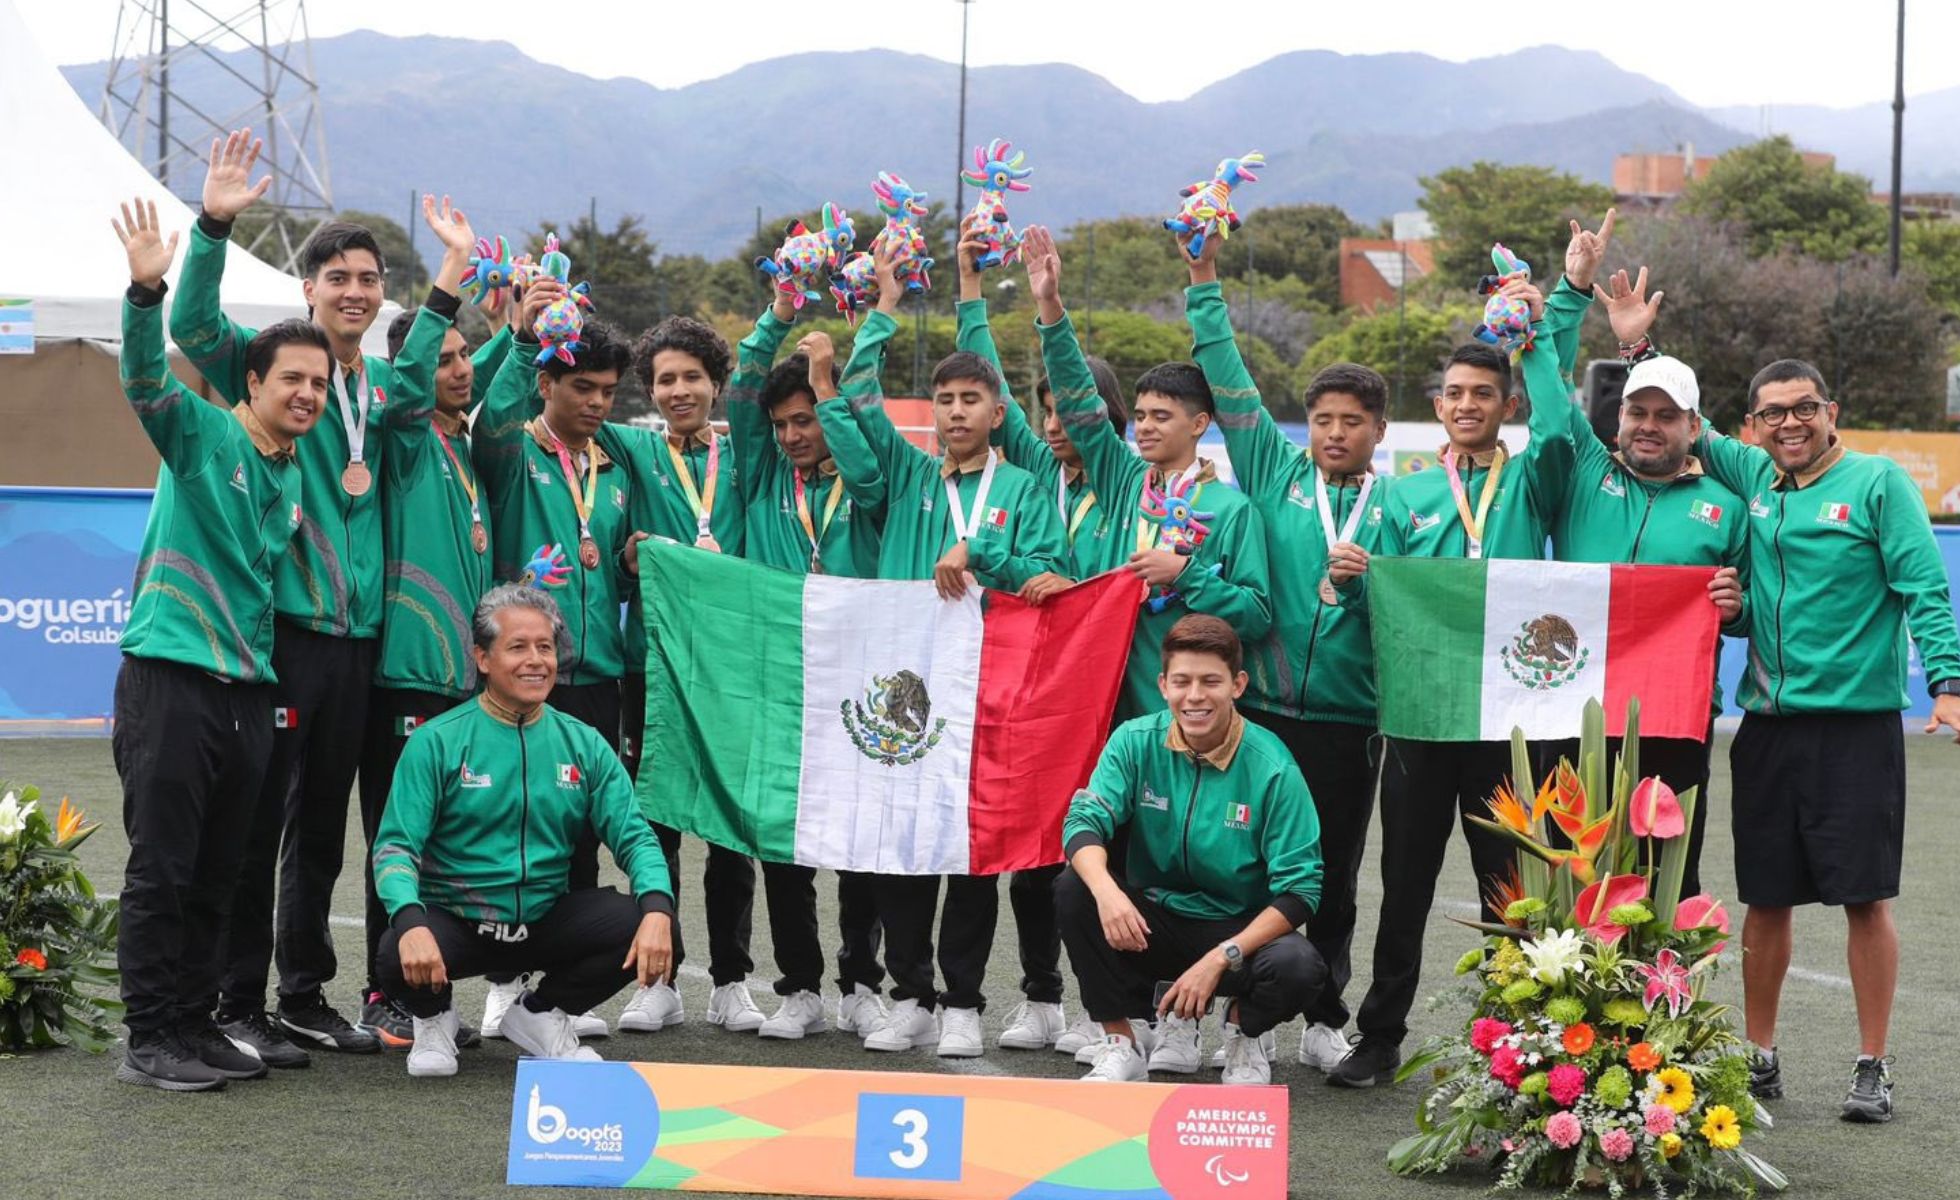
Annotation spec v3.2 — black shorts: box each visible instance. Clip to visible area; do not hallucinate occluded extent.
[1730,711,1905,907]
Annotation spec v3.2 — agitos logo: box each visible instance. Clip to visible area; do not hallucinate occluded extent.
[1147,1084,1287,1199]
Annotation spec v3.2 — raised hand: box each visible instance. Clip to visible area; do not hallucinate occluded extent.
[1593,266,1664,347]
[112,197,180,290]
[1020,224,1063,322]
[799,331,837,399]
[1178,227,1219,286]
[956,213,990,301]
[871,236,904,316]
[519,277,567,334]
[1564,207,1616,292]
[201,128,270,222]
[422,193,476,257]
[1498,276,1546,323]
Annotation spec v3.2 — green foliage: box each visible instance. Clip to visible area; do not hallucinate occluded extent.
[1301,300,1478,419]
[1213,202,1363,310]
[0,783,121,1053]
[1056,217,1189,313]
[1417,161,1615,285]
[1680,135,1887,262]
[1903,219,1960,317]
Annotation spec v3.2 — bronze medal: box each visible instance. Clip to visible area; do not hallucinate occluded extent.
[810,551,824,575]
[1319,573,1340,606]
[341,460,372,497]
[579,537,601,570]
[471,521,488,555]
[696,534,722,554]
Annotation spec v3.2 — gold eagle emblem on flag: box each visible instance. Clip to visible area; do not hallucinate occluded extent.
[1501,613,1589,691]
[841,669,948,766]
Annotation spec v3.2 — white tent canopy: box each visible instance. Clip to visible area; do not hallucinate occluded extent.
[0,0,393,349]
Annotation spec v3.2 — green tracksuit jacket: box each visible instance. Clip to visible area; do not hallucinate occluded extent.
[1191,282,1381,726]
[1064,711,1323,924]
[727,307,886,578]
[170,222,388,638]
[1697,433,1960,714]
[959,299,1128,579]
[373,697,674,930]
[1039,309,1272,718]
[818,309,1067,588]
[373,297,511,697]
[473,343,634,684]
[118,288,304,683]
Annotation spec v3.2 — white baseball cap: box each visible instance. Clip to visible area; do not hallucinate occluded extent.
[1623,355,1700,413]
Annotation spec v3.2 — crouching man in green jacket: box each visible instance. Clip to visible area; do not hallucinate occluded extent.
[372,585,675,1077]
[1056,615,1325,1086]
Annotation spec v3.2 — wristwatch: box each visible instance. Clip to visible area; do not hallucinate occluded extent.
[1219,941,1246,973]
[1931,679,1960,699]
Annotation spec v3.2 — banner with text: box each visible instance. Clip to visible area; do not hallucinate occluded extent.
[506,1059,1288,1199]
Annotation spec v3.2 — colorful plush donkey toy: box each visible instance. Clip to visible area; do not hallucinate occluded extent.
[829,251,878,328]
[961,138,1032,270]
[870,172,935,293]
[1475,243,1534,353]
[531,232,595,367]
[1164,151,1266,260]
[756,203,856,310]
[461,235,516,308]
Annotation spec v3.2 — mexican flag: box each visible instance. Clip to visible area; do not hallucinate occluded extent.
[636,540,1141,874]
[1368,559,1720,741]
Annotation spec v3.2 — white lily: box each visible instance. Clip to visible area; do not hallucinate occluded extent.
[0,790,33,843]
[1521,928,1586,986]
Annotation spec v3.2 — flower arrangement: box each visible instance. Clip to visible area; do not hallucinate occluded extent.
[1387,701,1785,1196]
[0,782,121,1051]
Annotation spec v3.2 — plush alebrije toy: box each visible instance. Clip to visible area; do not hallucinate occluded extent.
[756,204,855,309]
[961,138,1033,271]
[1138,475,1218,613]
[531,232,595,367]
[1164,151,1266,260]
[461,235,516,307]
[870,172,935,293]
[830,251,879,327]
[520,543,573,588]
[1474,243,1534,353]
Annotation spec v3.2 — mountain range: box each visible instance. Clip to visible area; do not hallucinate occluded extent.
[55,34,1953,258]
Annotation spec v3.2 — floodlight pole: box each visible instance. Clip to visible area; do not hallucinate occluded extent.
[954,0,973,219]
[1889,0,1905,277]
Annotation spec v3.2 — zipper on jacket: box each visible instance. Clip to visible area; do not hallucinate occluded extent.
[251,475,285,664]
[1770,493,1789,715]
[1178,757,1204,880]
[1295,467,1344,712]
[1627,483,1661,560]
[516,718,531,922]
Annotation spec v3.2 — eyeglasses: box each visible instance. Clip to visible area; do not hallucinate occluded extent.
[1750,400,1826,427]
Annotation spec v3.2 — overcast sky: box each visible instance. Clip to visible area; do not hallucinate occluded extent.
[15,0,1955,112]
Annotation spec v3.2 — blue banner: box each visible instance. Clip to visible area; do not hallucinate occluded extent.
[0,486,152,731]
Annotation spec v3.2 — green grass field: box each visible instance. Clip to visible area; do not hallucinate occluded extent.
[4,731,1956,1200]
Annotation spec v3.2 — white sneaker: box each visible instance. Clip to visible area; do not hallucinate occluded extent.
[1081,1035,1148,1082]
[1209,1028,1276,1068]
[707,981,766,1032]
[997,1000,1066,1050]
[481,977,525,1039]
[1075,1019,1157,1065]
[618,982,685,1032]
[1297,1022,1353,1072]
[407,1008,459,1077]
[1148,1015,1202,1074]
[863,998,939,1051]
[836,984,888,1037]
[937,1006,984,1058]
[572,1010,610,1038]
[499,996,603,1062]
[1219,1022,1272,1084]
[758,990,826,1039]
[1054,1012,1102,1057]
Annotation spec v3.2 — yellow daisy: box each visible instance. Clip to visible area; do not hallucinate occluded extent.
[1700,1104,1742,1151]
[1655,1066,1696,1114]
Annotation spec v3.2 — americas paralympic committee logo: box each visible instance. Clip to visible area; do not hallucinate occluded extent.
[841,669,947,766]
[1501,613,1589,691]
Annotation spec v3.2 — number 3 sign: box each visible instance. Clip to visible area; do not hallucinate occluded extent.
[854,1093,967,1182]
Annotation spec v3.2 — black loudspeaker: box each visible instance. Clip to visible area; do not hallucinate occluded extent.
[1582,359,1629,448]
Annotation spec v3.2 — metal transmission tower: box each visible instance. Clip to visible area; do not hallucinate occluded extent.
[97,0,334,272]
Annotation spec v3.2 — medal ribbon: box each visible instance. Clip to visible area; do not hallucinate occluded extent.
[944,448,1000,541]
[549,437,599,545]
[666,435,721,539]
[331,362,372,465]
[1442,446,1507,559]
[794,469,846,561]
[433,425,481,528]
[1314,468,1375,550]
[1058,472,1097,546]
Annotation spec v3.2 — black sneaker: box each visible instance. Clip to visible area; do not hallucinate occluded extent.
[456,1017,482,1050]
[115,1030,228,1092]
[1327,1035,1401,1089]
[1750,1045,1783,1100]
[1841,1054,1893,1123]
[278,994,380,1054]
[181,1019,271,1080]
[220,1009,311,1069]
[360,991,415,1052]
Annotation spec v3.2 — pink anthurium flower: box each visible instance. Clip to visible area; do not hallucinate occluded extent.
[1673,893,1731,955]
[1638,947,1694,1018]
[1574,873,1649,944]
[1629,777,1685,839]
